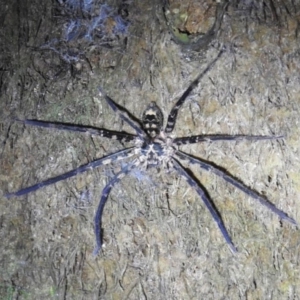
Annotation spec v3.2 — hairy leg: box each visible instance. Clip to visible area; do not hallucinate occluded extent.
[172,158,237,253]
[174,134,283,145]
[99,87,145,138]
[93,161,138,255]
[15,119,137,143]
[6,147,135,198]
[175,150,297,225]
[165,49,224,134]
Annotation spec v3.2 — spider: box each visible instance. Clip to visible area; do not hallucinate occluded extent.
[6,50,297,255]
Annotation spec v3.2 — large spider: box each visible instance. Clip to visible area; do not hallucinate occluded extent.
[6,51,297,255]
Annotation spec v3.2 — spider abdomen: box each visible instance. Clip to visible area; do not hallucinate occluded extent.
[142,102,164,138]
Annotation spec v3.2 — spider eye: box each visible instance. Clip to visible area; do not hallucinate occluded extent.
[142,102,163,138]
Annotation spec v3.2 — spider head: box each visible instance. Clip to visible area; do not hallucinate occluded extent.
[142,102,163,138]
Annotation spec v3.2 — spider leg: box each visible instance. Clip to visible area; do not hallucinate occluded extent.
[174,134,283,145]
[15,119,137,143]
[175,150,297,225]
[99,87,146,138]
[5,147,135,198]
[165,49,224,134]
[171,158,237,253]
[93,161,139,255]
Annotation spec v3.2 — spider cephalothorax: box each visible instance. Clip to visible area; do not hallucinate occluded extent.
[6,50,297,255]
[139,102,175,168]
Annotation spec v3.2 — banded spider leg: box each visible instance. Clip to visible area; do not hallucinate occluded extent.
[5,94,143,253]
[5,147,135,198]
[172,158,238,253]
[165,48,224,133]
[175,150,297,225]
[162,51,297,251]
[93,160,141,255]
